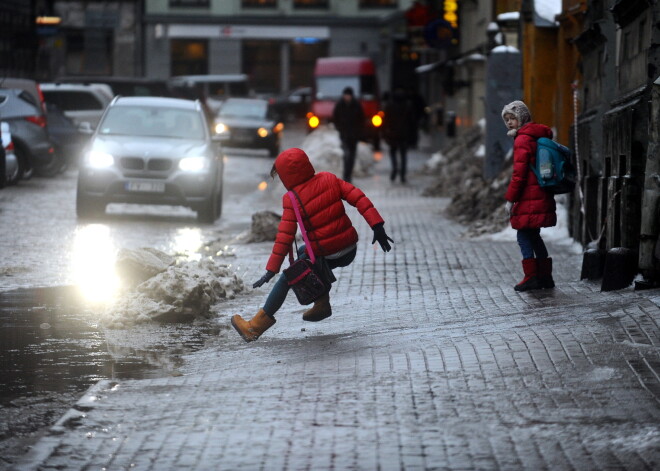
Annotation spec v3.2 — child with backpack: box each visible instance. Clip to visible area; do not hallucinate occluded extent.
[502,101,556,291]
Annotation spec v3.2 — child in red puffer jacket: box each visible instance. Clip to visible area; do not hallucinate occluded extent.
[502,101,557,292]
[231,147,393,342]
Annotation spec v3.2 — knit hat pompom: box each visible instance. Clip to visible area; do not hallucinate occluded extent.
[501,101,532,136]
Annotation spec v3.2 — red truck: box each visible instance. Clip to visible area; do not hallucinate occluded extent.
[307,57,382,149]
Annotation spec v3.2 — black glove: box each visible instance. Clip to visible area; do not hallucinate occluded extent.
[371,223,394,252]
[253,270,276,289]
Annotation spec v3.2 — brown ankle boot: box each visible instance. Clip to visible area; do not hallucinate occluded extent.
[302,293,332,322]
[537,257,555,288]
[514,258,539,291]
[231,309,275,342]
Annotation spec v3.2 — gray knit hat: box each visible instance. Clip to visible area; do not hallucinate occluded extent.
[501,100,531,126]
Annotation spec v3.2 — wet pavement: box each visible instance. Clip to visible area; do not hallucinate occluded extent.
[6,141,660,470]
[0,129,299,469]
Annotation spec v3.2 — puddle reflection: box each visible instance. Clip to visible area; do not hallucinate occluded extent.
[71,224,119,304]
[170,227,203,261]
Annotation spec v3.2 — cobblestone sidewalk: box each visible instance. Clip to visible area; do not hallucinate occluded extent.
[13,151,660,470]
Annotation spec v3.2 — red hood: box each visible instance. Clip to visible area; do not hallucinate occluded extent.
[274,148,316,189]
[517,122,553,140]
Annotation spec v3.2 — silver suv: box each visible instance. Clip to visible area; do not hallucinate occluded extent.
[40,83,114,129]
[76,96,224,222]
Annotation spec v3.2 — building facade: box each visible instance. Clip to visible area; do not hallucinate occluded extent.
[143,0,413,95]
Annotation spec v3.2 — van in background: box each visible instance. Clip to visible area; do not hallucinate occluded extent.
[307,57,382,149]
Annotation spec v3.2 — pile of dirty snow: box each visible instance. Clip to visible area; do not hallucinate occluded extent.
[103,248,245,328]
[423,124,512,237]
[247,210,281,243]
[301,125,374,178]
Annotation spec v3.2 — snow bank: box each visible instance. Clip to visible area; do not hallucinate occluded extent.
[301,125,374,178]
[247,210,281,243]
[480,199,583,254]
[103,254,246,328]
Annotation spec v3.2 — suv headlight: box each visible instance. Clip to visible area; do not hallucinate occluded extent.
[179,156,208,172]
[214,122,229,134]
[87,151,114,168]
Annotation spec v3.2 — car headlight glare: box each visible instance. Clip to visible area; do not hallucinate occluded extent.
[179,156,208,172]
[257,127,269,138]
[87,151,114,168]
[215,123,229,134]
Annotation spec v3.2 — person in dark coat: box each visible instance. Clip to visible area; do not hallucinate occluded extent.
[382,88,413,183]
[231,147,393,342]
[332,87,364,183]
[502,100,557,291]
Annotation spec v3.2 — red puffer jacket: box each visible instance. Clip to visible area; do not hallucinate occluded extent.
[266,148,384,273]
[504,122,557,230]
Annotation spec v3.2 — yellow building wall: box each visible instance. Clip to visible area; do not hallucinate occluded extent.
[522,22,559,131]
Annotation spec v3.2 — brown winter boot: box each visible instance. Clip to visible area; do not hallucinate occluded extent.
[537,257,555,289]
[514,258,539,291]
[302,293,332,322]
[231,309,276,342]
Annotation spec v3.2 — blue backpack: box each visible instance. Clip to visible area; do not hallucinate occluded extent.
[531,137,576,194]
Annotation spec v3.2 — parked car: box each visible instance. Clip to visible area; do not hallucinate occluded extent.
[269,87,312,122]
[76,96,224,222]
[40,83,114,129]
[213,98,283,157]
[1,121,21,185]
[54,76,170,98]
[168,74,250,114]
[0,88,58,178]
[0,77,48,117]
[46,102,88,168]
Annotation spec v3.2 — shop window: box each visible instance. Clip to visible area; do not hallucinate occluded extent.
[243,40,280,94]
[242,0,277,7]
[360,0,397,8]
[294,0,329,8]
[170,39,208,76]
[169,0,210,6]
[65,29,113,75]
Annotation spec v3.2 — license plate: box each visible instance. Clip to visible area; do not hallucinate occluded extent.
[125,180,165,193]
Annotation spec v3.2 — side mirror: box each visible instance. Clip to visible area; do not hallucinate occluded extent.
[78,122,94,135]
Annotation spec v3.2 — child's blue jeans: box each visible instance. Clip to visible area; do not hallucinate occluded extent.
[516,228,548,260]
[263,244,356,317]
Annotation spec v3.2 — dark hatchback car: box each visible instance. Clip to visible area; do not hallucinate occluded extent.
[76,96,224,222]
[0,88,57,178]
[213,98,283,157]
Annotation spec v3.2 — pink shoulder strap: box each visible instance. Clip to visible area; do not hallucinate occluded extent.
[287,191,316,264]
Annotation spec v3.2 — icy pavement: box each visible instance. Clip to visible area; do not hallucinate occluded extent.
[10,148,660,470]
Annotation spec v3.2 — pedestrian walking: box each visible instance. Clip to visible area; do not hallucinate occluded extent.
[382,88,413,183]
[332,87,364,183]
[502,100,557,291]
[231,147,394,342]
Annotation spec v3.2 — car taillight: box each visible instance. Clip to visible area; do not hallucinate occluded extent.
[6,141,14,151]
[25,115,47,127]
[308,114,320,129]
[36,83,47,114]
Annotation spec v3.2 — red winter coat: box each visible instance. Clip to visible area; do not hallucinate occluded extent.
[266,148,384,273]
[504,122,557,230]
